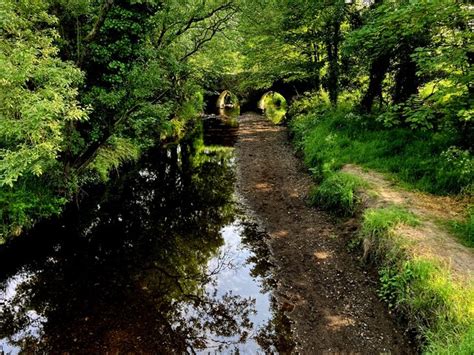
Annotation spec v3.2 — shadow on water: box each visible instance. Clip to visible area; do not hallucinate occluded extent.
[202,106,240,147]
[0,121,294,353]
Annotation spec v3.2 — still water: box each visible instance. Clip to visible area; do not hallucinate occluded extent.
[0,119,294,354]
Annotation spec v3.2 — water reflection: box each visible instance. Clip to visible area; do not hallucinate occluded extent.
[203,114,238,147]
[0,122,294,353]
[219,106,240,121]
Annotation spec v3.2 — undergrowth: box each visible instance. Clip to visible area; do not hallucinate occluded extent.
[290,92,474,353]
[290,102,474,195]
[447,206,474,248]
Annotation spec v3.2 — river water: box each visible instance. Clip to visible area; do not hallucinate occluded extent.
[0,116,294,354]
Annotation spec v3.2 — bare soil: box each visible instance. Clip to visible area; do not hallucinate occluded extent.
[235,113,415,354]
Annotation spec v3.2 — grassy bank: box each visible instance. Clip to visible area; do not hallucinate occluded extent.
[360,206,474,354]
[290,98,474,353]
[290,99,473,196]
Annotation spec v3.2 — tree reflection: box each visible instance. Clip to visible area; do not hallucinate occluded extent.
[239,221,296,353]
[0,126,256,353]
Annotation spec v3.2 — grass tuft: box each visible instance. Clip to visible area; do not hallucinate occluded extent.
[447,206,474,248]
[309,172,367,216]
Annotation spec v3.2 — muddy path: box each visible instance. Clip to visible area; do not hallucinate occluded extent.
[235,113,414,354]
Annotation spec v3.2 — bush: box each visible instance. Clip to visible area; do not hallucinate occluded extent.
[290,100,472,195]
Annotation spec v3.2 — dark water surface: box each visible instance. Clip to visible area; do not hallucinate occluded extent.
[0,120,294,354]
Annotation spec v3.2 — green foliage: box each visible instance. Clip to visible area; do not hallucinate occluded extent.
[237,0,353,101]
[0,0,239,240]
[360,205,419,262]
[378,259,474,354]
[438,147,474,195]
[0,0,87,187]
[344,1,472,139]
[309,172,367,216]
[361,205,419,244]
[0,0,88,239]
[362,206,420,234]
[290,100,474,194]
[0,176,67,244]
[428,323,474,355]
[90,137,140,182]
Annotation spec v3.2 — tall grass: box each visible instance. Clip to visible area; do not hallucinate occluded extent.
[448,206,474,248]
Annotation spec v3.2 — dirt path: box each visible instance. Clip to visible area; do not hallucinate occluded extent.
[342,164,473,281]
[235,113,414,354]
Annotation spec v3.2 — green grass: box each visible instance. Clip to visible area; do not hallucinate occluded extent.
[360,205,419,262]
[428,324,474,355]
[361,205,420,238]
[290,104,474,195]
[359,206,474,354]
[309,172,368,216]
[291,97,474,353]
[447,207,474,248]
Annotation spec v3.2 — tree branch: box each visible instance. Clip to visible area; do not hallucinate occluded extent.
[83,0,115,43]
[179,10,237,62]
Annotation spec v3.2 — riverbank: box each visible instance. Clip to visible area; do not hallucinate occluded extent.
[287,105,474,353]
[235,113,414,353]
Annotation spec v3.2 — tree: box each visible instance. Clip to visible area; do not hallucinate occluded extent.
[0,0,87,240]
[0,0,240,241]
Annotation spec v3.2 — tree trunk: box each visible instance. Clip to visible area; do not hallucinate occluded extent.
[393,53,419,104]
[326,21,341,106]
[360,54,390,113]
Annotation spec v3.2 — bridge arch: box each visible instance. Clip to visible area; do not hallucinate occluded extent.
[216,90,238,109]
[258,91,288,124]
[215,90,240,119]
[258,91,286,111]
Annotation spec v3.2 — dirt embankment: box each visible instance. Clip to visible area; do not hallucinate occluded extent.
[235,113,414,354]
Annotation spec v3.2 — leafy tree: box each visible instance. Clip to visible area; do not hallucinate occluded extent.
[0,0,239,241]
[0,0,87,240]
